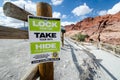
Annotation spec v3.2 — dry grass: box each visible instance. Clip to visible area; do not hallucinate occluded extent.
[100,43,120,55]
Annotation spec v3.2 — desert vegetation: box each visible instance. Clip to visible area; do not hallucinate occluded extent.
[101,43,120,55]
[71,33,89,42]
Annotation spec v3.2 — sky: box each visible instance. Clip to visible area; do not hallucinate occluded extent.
[0,0,120,28]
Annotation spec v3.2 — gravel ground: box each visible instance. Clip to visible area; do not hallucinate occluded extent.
[0,39,107,80]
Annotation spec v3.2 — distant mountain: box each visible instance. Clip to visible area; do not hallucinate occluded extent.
[65,12,120,45]
[19,27,28,31]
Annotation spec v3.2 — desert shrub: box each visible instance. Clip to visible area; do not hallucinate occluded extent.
[71,33,89,41]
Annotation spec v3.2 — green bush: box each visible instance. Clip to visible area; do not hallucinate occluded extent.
[72,33,89,41]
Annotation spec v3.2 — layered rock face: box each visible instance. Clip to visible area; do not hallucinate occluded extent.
[65,12,120,45]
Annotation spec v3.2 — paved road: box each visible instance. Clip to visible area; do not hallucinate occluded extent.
[85,44,120,80]
[69,38,120,80]
[54,38,106,80]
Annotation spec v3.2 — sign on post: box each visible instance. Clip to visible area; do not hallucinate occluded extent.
[28,15,61,64]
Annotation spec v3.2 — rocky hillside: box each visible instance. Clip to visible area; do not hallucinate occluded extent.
[65,12,120,45]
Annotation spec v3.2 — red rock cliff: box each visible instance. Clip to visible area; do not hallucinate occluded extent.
[65,12,120,45]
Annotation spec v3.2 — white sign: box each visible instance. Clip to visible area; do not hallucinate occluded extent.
[28,16,61,64]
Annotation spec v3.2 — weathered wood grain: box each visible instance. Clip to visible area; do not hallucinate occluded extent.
[22,65,39,80]
[3,2,32,21]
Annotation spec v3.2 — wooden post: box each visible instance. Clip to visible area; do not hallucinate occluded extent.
[36,2,53,80]
[62,32,64,46]
[61,29,65,47]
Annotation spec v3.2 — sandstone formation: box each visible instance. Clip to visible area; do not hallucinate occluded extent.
[65,12,120,45]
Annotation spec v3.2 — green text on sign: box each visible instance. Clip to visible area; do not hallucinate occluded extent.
[30,42,60,54]
[29,18,60,31]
